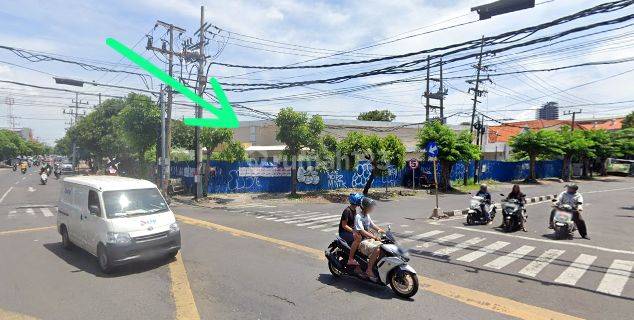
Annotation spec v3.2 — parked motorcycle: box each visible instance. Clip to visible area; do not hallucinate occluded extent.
[500,194,525,232]
[325,226,419,298]
[551,200,578,239]
[40,172,48,185]
[466,195,496,225]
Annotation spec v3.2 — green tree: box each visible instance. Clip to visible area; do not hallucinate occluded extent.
[416,121,481,191]
[0,130,19,160]
[357,109,396,122]
[613,128,634,159]
[171,120,195,150]
[559,126,594,181]
[585,129,616,176]
[339,132,406,194]
[201,128,233,162]
[212,141,247,162]
[116,93,160,161]
[622,111,634,129]
[274,107,325,196]
[509,129,563,182]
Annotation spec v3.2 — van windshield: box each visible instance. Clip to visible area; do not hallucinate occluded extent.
[103,188,168,219]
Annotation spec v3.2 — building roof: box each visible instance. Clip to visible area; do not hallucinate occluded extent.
[488,117,625,143]
[63,175,157,191]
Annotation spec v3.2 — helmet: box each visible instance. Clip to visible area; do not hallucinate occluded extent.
[360,197,376,210]
[480,183,488,190]
[567,184,578,191]
[348,193,363,206]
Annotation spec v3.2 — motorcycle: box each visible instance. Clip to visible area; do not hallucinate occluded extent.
[324,226,419,298]
[21,167,27,174]
[466,195,496,225]
[551,200,579,239]
[12,164,17,172]
[499,195,525,232]
[40,172,48,185]
[54,168,61,179]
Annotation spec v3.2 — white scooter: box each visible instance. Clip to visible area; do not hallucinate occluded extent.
[40,172,48,185]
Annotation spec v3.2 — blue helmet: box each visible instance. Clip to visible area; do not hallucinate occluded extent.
[348,193,363,206]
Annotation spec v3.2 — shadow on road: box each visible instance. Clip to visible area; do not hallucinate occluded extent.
[43,242,171,278]
[316,273,412,301]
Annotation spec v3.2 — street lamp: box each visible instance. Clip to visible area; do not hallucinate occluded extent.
[471,0,535,20]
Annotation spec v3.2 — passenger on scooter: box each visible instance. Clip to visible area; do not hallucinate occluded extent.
[549,184,589,239]
[476,184,492,223]
[341,193,362,266]
[500,184,527,230]
[354,197,384,281]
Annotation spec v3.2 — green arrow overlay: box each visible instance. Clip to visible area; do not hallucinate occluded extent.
[105,37,239,128]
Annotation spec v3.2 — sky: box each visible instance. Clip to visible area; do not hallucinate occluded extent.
[0,0,633,145]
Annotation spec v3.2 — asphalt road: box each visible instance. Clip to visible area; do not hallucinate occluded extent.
[1,167,632,320]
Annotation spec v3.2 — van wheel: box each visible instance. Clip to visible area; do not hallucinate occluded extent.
[61,226,73,250]
[97,244,112,274]
[167,250,178,260]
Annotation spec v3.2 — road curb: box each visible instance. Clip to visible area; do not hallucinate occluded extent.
[441,194,558,217]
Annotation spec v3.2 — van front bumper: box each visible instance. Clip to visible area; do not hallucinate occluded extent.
[105,230,181,266]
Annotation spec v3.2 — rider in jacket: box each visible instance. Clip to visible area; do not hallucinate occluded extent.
[549,184,589,239]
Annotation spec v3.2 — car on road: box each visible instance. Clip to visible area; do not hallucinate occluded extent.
[57,176,181,273]
[59,161,74,173]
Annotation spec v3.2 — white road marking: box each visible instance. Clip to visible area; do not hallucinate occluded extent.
[585,186,634,194]
[22,177,26,180]
[274,212,322,222]
[296,215,340,226]
[26,208,35,216]
[456,241,510,263]
[400,230,444,244]
[452,226,634,255]
[27,186,35,192]
[284,213,330,224]
[596,259,634,296]
[307,218,341,229]
[14,181,19,185]
[484,245,535,270]
[40,207,54,217]
[518,249,565,277]
[418,233,464,249]
[0,187,13,204]
[554,254,597,286]
[433,237,486,257]
[403,230,415,234]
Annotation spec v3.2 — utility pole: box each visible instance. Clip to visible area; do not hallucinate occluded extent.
[194,5,207,200]
[4,97,16,128]
[467,36,491,184]
[424,56,447,122]
[147,20,186,196]
[564,109,582,131]
[159,85,166,192]
[63,93,88,168]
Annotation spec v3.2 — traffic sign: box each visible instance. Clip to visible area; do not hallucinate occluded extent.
[427,141,439,158]
[409,158,419,169]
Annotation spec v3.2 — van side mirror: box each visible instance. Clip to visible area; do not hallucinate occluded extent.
[89,205,100,215]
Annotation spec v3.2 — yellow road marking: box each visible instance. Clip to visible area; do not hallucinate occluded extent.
[176,214,584,320]
[0,226,55,236]
[0,308,39,319]
[168,251,201,320]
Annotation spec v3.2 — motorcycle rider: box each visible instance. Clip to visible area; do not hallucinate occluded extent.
[501,184,527,231]
[476,183,493,223]
[549,184,589,239]
[341,193,362,266]
[20,160,28,173]
[354,197,385,281]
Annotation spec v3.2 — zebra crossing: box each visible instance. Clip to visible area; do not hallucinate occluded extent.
[7,206,56,218]
[224,204,633,297]
[401,229,633,297]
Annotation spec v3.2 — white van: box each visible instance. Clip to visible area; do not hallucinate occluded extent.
[57,176,181,273]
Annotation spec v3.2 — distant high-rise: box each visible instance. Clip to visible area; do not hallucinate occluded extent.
[536,102,559,120]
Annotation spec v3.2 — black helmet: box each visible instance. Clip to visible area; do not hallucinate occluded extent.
[567,184,578,191]
[360,197,376,210]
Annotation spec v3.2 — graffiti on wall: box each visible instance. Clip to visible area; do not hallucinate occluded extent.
[326,170,346,189]
[380,165,399,187]
[239,166,291,177]
[226,169,261,192]
[297,166,320,185]
[351,162,372,188]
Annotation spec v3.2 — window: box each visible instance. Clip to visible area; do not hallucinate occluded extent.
[88,190,101,217]
[102,188,168,219]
